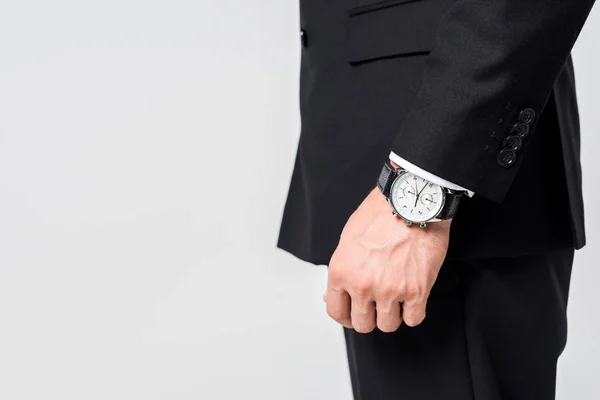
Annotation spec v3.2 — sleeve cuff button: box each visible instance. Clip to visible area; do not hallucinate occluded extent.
[503,135,523,151]
[518,108,536,125]
[497,149,517,167]
[511,123,530,138]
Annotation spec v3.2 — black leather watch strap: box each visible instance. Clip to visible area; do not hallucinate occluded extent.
[438,191,465,220]
[377,159,397,198]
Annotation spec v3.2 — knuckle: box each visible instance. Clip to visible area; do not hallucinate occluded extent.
[404,316,423,327]
[404,311,425,327]
[378,321,401,333]
[328,268,344,284]
[354,280,373,297]
[403,316,416,327]
[375,303,394,315]
[327,308,345,321]
[396,280,408,296]
[404,285,421,300]
[378,285,399,300]
[354,324,376,334]
[352,304,372,316]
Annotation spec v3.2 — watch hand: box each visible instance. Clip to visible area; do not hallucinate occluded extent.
[417,180,428,197]
[414,181,420,207]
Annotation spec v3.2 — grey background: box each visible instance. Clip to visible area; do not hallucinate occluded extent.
[0,1,598,399]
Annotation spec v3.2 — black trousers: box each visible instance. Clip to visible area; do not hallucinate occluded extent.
[343,248,575,400]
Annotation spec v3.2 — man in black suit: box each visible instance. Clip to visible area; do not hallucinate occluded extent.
[277,0,596,399]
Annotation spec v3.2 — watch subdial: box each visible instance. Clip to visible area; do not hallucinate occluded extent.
[403,186,417,198]
[420,193,435,207]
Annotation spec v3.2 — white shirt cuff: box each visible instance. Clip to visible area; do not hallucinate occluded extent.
[389,151,475,197]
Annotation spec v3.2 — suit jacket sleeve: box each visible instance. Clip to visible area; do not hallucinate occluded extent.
[390,0,595,203]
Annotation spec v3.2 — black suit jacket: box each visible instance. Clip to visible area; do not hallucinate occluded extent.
[278,0,594,264]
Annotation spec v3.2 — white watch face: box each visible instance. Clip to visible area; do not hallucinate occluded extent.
[389,172,445,223]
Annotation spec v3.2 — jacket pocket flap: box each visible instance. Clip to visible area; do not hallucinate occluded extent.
[346,0,447,64]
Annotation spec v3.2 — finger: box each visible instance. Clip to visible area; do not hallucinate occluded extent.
[351,296,377,334]
[376,300,402,333]
[401,299,427,327]
[325,288,353,328]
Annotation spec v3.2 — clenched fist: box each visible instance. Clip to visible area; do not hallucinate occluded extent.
[323,186,451,333]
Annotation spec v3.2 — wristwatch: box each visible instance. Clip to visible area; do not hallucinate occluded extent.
[377,160,466,228]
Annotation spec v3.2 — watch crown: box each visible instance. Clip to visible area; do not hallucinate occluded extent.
[392,211,397,216]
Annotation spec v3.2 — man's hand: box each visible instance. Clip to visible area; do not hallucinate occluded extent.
[323,186,451,333]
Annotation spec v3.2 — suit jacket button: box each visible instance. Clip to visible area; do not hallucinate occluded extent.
[518,108,536,125]
[497,148,517,167]
[503,135,523,151]
[510,123,529,138]
[300,29,308,47]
